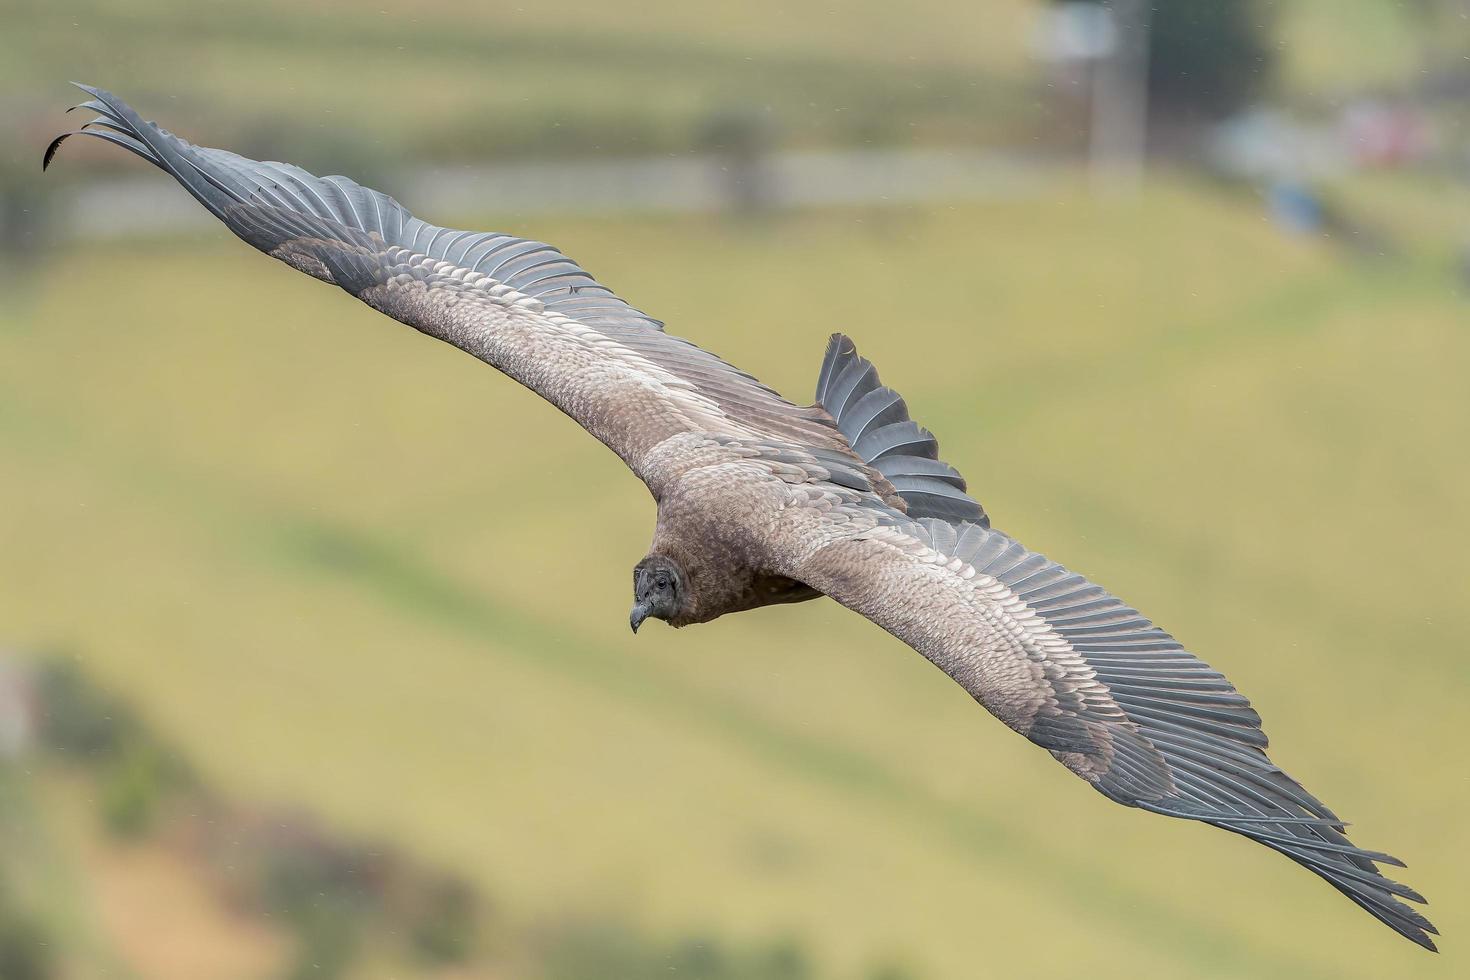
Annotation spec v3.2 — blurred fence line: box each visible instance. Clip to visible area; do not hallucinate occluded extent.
[53,147,1058,242]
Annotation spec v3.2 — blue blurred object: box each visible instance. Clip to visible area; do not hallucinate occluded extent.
[1267,178,1324,235]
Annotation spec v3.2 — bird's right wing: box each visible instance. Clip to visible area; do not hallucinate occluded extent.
[779,504,1436,949]
[45,85,849,492]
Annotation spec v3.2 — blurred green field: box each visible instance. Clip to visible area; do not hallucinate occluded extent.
[4,0,1452,167]
[3,173,1466,978]
[7,0,1038,163]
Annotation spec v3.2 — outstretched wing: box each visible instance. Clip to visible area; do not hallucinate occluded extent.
[44,84,850,491]
[780,502,1436,950]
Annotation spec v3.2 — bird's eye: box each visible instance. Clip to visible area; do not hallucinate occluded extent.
[656,577,669,591]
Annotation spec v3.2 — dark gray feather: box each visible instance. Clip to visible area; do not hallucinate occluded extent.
[44,83,853,458]
[898,515,1435,950]
[813,333,987,526]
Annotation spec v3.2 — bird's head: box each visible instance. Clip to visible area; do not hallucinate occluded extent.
[630,555,687,632]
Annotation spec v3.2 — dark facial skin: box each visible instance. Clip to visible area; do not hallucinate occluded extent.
[630,557,683,632]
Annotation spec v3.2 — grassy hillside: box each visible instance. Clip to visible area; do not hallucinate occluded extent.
[6,0,1451,169]
[6,0,1036,164]
[3,178,1467,978]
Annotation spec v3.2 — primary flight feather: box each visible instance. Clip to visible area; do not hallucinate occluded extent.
[45,84,1436,951]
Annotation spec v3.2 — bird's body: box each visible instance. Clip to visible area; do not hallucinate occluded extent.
[46,85,1437,951]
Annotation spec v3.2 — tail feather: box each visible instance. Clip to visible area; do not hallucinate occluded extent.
[815,334,987,525]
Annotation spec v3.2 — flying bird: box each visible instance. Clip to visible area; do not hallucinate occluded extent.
[45,84,1436,951]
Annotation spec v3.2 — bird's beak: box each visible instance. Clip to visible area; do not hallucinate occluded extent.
[629,602,651,634]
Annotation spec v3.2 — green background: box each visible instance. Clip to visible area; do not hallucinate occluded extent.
[2,2,1467,978]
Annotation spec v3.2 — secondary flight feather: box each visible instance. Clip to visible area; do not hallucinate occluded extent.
[45,84,1436,951]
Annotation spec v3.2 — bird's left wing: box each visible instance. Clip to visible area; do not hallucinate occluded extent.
[776,502,1436,948]
[45,85,846,489]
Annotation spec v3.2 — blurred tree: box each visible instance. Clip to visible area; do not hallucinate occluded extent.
[697,108,777,214]
[100,741,178,838]
[1147,0,1273,117]
[281,896,360,980]
[35,661,194,837]
[0,139,50,291]
[751,937,809,980]
[866,963,920,980]
[254,823,375,980]
[34,660,139,761]
[538,921,817,980]
[408,876,480,965]
[0,890,54,980]
[1058,0,1273,119]
[1405,0,1470,89]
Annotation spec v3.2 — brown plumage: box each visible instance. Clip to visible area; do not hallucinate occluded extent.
[46,85,1436,951]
